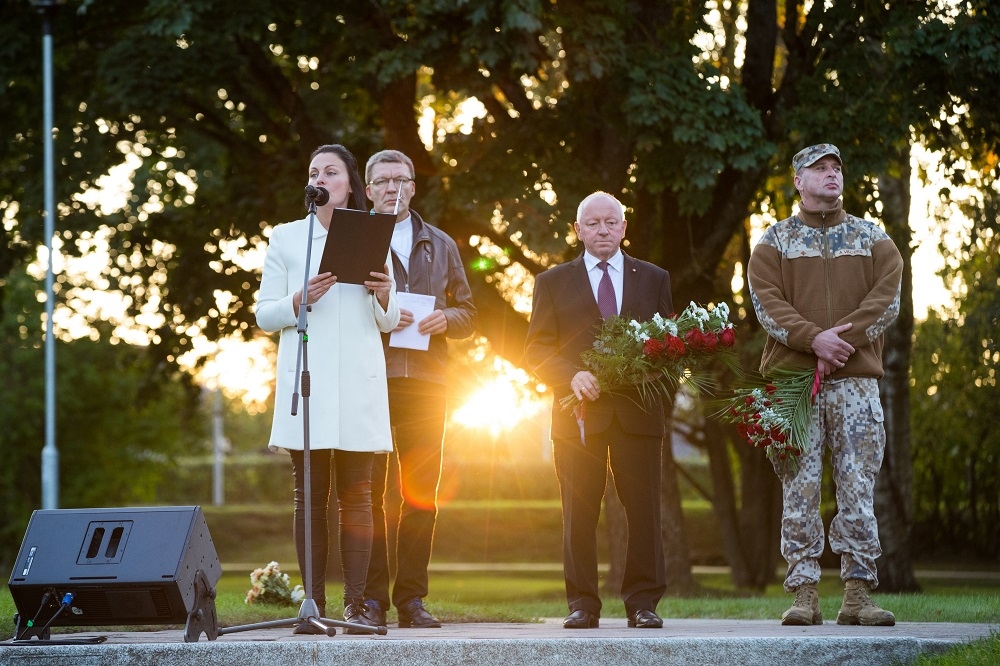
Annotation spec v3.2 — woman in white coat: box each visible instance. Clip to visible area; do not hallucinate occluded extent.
[255,144,400,631]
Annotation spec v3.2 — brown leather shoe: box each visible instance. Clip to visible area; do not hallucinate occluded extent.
[563,609,600,629]
[627,609,663,628]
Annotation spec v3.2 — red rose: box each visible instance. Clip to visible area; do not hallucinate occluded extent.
[684,328,704,351]
[701,330,718,352]
[719,327,736,348]
[643,338,664,358]
[663,334,686,359]
[765,384,777,394]
[685,328,719,352]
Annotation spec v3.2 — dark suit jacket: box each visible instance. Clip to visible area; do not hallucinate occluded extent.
[525,251,674,440]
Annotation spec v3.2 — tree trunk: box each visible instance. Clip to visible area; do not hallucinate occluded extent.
[737,444,784,588]
[706,419,783,590]
[873,145,921,593]
[704,419,752,586]
[661,419,697,594]
[704,223,782,591]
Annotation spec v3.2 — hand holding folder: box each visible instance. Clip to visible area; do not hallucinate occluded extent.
[317,208,396,285]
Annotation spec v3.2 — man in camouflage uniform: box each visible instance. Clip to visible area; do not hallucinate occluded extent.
[747,144,903,626]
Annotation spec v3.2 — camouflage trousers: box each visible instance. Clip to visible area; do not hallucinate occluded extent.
[777,376,886,592]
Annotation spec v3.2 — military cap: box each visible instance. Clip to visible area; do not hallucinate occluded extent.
[792,143,842,172]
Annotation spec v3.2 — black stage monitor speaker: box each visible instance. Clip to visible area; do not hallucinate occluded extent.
[7,505,221,642]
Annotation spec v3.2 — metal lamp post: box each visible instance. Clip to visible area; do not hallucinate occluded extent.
[31,0,65,510]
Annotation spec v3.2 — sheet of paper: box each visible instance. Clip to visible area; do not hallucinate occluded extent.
[389,292,437,350]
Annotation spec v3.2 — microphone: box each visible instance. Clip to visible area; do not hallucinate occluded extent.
[304,185,330,207]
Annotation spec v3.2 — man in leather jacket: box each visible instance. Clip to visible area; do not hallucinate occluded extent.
[361,149,476,628]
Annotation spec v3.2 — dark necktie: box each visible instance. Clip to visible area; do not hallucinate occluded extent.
[597,261,617,319]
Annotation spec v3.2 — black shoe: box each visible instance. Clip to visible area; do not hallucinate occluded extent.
[627,609,663,628]
[563,609,600,629]
[344,600,378,635]
[363,599,386,626]
[397,598,442,628]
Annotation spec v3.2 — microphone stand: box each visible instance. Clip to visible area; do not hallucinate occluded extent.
[219,190,386,638]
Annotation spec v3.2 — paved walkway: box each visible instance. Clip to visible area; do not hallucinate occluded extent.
[2,618,996,666]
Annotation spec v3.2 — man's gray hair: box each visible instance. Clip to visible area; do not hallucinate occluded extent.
[365,149,415,183]
[576,191,625,222]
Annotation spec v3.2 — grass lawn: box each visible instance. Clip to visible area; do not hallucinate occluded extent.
[2,570,997,663]
[4,569,997,636]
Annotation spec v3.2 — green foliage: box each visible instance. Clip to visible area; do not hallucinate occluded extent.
[910,100,1000,556]
[914,633,1000,666]
[910,171,999,558]
[0,269,206,568]
[6,0,995,362]
[911,311,1000,558]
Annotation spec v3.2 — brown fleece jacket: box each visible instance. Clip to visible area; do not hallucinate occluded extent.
[747,200,903,378]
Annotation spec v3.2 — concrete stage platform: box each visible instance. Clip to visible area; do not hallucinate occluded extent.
[2,618,997,666]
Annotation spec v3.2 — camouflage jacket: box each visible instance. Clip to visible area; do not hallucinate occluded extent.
[747,200,903,378]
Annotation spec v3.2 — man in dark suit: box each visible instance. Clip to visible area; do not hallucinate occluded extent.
[524,191,672,630]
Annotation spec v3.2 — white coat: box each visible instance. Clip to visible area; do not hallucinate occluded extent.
[255,215,400,454]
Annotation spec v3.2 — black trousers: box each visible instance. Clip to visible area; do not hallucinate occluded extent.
[290,448,374,613]
[553,414,666,615]
[365,378,446,609]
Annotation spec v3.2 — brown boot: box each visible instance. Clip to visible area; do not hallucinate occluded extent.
[836,579,895,626]
[781,583,823,625]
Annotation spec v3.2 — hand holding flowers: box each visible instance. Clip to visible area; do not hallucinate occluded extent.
[560,301,737,415]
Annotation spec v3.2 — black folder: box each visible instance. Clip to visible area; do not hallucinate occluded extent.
[317,208,396,285]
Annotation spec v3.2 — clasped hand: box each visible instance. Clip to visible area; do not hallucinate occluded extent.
[812,322,854,377]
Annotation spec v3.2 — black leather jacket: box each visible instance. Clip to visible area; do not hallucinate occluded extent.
[383,210,477,384]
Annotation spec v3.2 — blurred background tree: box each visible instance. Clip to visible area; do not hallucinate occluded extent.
[1,0,996,588]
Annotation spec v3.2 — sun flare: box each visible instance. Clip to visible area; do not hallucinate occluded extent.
[450,362,545,439]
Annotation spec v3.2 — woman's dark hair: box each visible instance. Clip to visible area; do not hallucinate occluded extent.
[309,144,368,211]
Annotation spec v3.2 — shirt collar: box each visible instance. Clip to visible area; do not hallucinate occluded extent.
[584,249,624,273]
[394,213,412,231]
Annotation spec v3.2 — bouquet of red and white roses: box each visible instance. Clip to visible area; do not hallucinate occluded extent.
[720,366,820,473]
[560,301,737,414]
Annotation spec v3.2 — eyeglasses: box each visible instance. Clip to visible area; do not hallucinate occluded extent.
[368,176,413,189]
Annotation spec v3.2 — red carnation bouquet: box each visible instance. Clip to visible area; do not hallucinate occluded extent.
[560,302,737,443]
[720,366,820,474]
